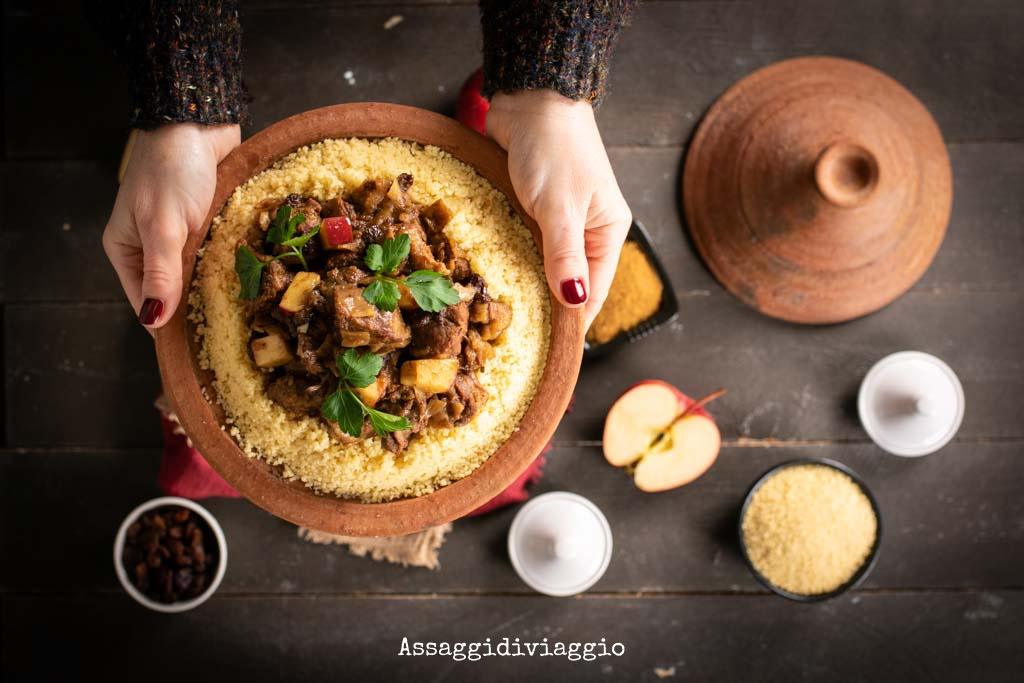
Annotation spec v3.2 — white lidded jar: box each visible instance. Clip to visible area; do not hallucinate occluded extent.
[508,492,613,596]
[858,351,965,457]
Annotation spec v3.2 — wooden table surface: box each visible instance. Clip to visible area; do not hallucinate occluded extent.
[2,1,1022,681]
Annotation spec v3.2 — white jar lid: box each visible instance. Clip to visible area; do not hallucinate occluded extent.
[858,351,965,457]
[508,491,613,596]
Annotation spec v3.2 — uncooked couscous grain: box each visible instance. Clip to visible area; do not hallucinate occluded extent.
[741,464,877,595]
[190,138,551,503]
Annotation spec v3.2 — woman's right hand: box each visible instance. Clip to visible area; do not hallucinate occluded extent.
[103,122,240,329]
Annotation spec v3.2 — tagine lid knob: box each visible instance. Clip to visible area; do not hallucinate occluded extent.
[858,351,965,457]
[508,491,613,597]
[683,56,953,324]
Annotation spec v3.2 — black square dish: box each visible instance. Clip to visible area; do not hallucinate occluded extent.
[583,220,679,360]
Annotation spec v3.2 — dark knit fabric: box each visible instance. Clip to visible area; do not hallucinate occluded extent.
[84,0,246,128]
[479,0,637,106]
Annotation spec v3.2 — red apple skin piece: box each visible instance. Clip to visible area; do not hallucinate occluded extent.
[455,68,489,135]
[603,381,681,467]
[632,414,721,492]
[319,216,353,250]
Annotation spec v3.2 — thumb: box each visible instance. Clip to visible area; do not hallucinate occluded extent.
[137,208,189,328]
[537,202,589,309]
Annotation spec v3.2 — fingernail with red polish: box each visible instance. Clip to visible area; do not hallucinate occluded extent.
[560,278,587,305]
[139,298,164,326]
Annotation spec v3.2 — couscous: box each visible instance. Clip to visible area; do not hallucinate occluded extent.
[190,138,550,502]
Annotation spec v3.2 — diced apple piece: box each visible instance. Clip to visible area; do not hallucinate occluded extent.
[251,334,293,368]
[632,415,721,492]
[397,283,418,311]
[340,330,371,347]
[387,178,406,206]
[352,374,387,407]
[279,272,320,314]
[399,359,459,395]
[319,216,353,250]
[602,381,680,467]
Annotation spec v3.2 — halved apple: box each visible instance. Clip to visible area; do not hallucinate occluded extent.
[603,380,723,492]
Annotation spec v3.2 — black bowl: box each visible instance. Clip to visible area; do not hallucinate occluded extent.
[737,458,883,602]
[583,219,679,359]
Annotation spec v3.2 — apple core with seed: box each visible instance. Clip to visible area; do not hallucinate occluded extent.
[603,380,722,492]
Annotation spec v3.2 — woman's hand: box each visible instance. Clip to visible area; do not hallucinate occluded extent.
[486,90,631,328]
[104,122,240,328]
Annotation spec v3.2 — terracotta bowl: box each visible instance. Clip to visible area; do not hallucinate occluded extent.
[154,103,584,537]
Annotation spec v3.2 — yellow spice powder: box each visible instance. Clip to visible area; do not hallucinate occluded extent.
[741,464,877,595]
[586,240,663,345]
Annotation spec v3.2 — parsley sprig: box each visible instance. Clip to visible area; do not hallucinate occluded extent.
[234,206,321,299]
[320,349,410,437]
[362,234,460,312]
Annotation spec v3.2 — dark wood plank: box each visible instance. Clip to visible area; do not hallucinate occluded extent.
[10,1,1022,161]
[600,0,1024,146]
[3,304,161,447]
[239,4,482,136]
[566,287,1024,442]
[749,0,1024,142]
[4,442,1022,594]
[0,162,121,303]
[3,592,1022,682]
[2,12,129,160]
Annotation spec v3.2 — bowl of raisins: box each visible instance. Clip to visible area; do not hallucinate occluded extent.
[113,497,227,612]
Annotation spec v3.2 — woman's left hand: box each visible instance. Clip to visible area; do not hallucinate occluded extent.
[487,90,632,328]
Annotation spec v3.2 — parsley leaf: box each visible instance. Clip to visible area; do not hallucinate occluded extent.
[364,405,411,436]
[404,270,461,312]
[379,233,410,274]
[279,223,320,249]
[322,350,408,438]
[321,389,364,438]
[234,245,265,300]
[337,349,382,389]
[266,206,291,244]
[361,235,458,312]
[363,279,400,312]
[364,243,384,272]
[267,206,307,245]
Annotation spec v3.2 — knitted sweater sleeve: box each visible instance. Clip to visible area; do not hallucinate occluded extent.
[83,0,246,129]
[479,0,638,107]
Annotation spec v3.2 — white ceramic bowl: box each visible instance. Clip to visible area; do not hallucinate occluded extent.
[113,496,228,613]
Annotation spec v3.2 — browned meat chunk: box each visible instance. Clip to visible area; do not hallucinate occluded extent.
[461,329,494,370]
[246,258,293,313]
[284,194,323,233]
[427,371,488,428]
[471,300,513,341]
[333,286,411,353]
[351,179,390,215]
[377,384,428,454]
[420,199,453,237]
[407,301,469,359]
[266,375,331,416]
[295,333,326,377]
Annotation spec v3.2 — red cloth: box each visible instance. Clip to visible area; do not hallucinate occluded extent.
[156,401,559,516]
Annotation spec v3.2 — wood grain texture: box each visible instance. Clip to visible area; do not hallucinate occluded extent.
[3,304,161,447]
[4,442,1021,594]
[3,592,1022,682]
[601,0,1024,146]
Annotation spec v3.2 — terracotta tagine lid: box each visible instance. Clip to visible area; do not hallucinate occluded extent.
[683,57,952,324]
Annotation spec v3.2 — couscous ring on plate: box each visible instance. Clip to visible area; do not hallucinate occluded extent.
[190,137,551,503]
